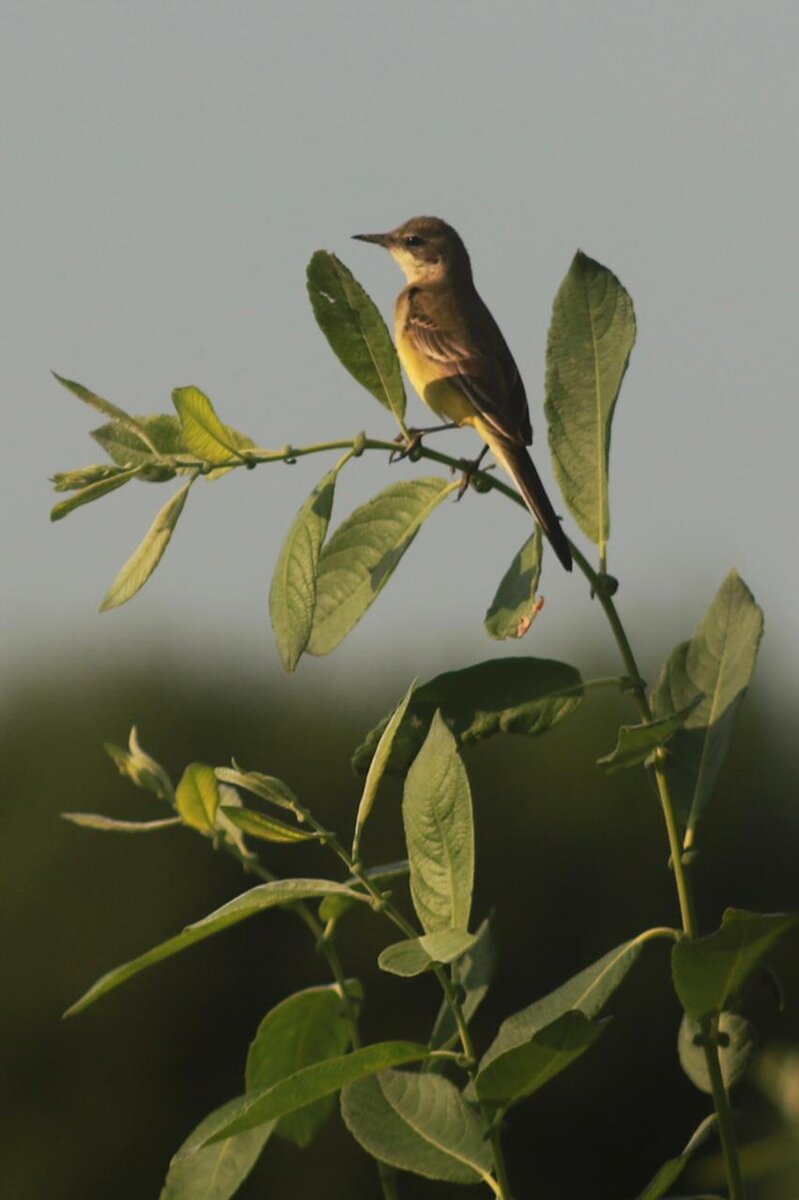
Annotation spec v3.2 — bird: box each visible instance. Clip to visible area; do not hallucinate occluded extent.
[353,216,572,571]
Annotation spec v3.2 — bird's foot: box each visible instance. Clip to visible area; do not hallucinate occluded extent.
[453,446,491,500]
[389,423,458,464]
[389,429,424,463]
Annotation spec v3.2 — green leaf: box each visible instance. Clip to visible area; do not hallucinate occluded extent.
[100,479,193,611]
[52,372,163,457]
[484,526,543,640]
[352,657,584,778]
[634,1115,716,1200]
[105,726,174,802]
[318,861,410,924]
[64,879,369,1017]
[215,767,299,812]
[430,917,496,1051]
[219,806,317,844]
[61,813,181,833]
[204,1042,430,1142]
[160,1098,272,1200]
[269,467,338,672]
[596,699,701,774]
[175,762,220,835]
[307,477,457,657]
[212,787,253,858]
[341,1070,493,1185]
[246,985,353,1148]
[307,250,406,421]
[678,1011,756,1094]
[672,908,798,1021]
[544,252,636,549]
[352,680,417,860]
[480,936,645,1072]
[50,466,141,520]
[403,712,473,935]
[52,463,132,491]
[475,1010,605,1106]
[171,385,250,465]
[651,570,764,847]
[378,931,477,978]
[93,414,187,469]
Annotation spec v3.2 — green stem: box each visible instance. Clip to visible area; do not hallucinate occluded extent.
[221,840,362,1043]
[294,813,511,1196]
[219,839,412,1195]
[652,758,697,937]
[489,1124,513,1200]
[567,553,742,1196]
[701,1016,746,1200]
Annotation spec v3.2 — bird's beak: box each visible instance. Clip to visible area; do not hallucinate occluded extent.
[352,232,390,247]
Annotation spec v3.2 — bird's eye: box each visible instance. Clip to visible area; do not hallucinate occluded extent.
[404,235,424,247]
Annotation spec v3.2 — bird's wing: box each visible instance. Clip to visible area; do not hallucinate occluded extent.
[405,290,531,446]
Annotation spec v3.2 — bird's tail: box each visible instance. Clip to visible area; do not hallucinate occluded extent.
[486,434,573,571]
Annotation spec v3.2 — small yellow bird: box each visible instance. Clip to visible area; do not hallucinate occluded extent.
[354,216,572,571]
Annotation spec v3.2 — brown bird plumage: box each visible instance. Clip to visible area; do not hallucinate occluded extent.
[354,217,572,571]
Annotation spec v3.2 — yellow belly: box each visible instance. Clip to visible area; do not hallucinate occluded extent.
[395,323,477,428]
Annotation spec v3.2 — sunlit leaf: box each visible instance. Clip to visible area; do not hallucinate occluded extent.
[651,570,764,846]
[480,936,644,1073]
[352,658,583,777]
[341,1070,493,1185]
[352,680,417,860]
[160,1098,272,1200]
[52,372,163,456]
[246,985,353,1147]
[672,908,798,1021]
[307,478,457,657]
[50,466,141,521]
[484,526,543,640]
[403,712,473,935]
[105,727,174,803]
[596,699,701,774]
[61,812,181,833]
[100,480,193,611]
[270,467,338,672]
[172,386,253,466]
[93,414,186,469]
[215,767,299,812]
[175,762,220,835]
[378,931,477,977]
[204,1042,431,1142]
[545,252,636,550]
[219,806,317,844]
[307,250,406,421]
[475,1010,605,1107]
[65,879,369,1017]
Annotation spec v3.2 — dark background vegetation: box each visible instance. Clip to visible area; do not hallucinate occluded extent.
[5,642,798,1199]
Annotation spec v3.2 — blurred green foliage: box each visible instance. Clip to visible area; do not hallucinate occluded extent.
[4,652,799,1199]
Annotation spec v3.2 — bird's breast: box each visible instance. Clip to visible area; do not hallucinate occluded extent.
[394,299,476,427]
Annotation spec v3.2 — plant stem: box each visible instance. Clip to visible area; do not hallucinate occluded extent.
[567,552,743,1197]
[219,840,413,1195]
[220,841,362,1043]
[702,1015,746,1200]
[293,813,511,1197]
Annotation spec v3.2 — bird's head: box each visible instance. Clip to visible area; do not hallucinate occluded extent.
[353,216,471,285]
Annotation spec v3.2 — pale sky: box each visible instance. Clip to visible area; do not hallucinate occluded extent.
[3,2,797,725]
